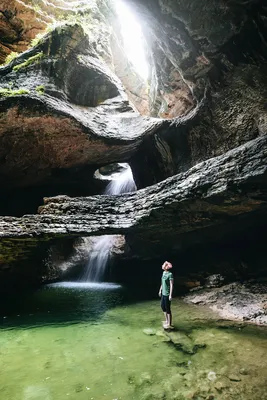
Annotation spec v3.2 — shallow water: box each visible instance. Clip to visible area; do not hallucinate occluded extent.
[1,283,267,400]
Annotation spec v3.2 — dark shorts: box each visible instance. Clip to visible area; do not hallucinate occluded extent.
[161,295,171,314]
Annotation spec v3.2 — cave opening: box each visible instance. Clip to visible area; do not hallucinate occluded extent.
[94,162,137,194]
[0,163,137,217]
[113,0,149,81]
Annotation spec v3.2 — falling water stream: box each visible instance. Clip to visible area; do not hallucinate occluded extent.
[79,164,136,282]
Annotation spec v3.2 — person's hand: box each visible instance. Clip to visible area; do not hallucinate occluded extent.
[158,291,161,298]
[169,295,172,301]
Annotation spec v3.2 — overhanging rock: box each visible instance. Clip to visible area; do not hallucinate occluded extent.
[0,23,159,192]
[1,134,267,263]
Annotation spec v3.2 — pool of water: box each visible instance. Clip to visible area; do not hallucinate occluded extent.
[0,282,267,400]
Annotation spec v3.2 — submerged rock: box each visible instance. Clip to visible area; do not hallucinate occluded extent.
[207,371,217,381]
[138,372,153,386]
[228,374,241,382]
[143,328,156,336]
[214,380,230,392]
[165,331,206,355]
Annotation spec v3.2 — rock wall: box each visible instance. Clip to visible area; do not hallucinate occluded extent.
[0,134,266,285]
[128,0,267,186]
[0,21,159,215]
[0,0,267,289]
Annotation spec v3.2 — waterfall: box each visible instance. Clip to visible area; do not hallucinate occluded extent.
[79,235,115,282]
[105,166,137,195]
[79,165,136,282]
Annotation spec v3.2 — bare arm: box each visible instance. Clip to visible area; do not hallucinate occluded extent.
[158,284,162,297]
[169,279,174,300]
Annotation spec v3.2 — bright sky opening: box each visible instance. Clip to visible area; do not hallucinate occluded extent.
[114,0,149,80]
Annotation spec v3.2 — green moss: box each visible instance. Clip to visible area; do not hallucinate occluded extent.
[35,85,45,95]
[4,51,19,65]
[32,4,41,13]
[30,32,46,47]
[55,13,92,38]
[13,52,44,72]
[0,88,30,97]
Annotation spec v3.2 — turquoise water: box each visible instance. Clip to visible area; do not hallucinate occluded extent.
[1,282,267,400]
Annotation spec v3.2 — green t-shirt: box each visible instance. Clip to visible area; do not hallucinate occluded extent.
[162,271,173,296]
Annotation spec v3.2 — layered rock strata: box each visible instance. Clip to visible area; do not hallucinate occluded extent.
[129,0,267,185]
[0,23,158,193]
[0,0,267,289]
[0,134,266,267]
[1,1,267,194]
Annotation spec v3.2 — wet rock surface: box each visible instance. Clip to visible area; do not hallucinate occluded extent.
[185,280,267,325]
[0,0,49,63]
[0,0,111,64]
[0,134,266,243]
[1,0,267,192]
[0,22,158,193]
[0,133,266,286]
[0,0,267,291]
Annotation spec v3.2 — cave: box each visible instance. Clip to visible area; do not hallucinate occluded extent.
[0,0,267,398]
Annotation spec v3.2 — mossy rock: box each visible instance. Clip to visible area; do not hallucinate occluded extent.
[35,85,45,94]
[138,372,153,386]
[143,328,156,336]
[166,331,198,354]
[0,88,30,97]
[141,389,167,400]
[163,373,185,392]
[13,52,44,72]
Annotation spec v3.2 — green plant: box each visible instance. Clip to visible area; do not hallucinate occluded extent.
[0,88,30,97]
[13,52,44,72]
[30,32,46,47]
[32,4,41,13]
[35,85,45,94]
[4,51,19,65]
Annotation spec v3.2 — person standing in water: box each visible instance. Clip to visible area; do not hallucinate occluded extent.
[158,261,174,329]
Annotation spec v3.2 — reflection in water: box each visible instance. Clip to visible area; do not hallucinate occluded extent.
[1,286,267,400]
[0,283,124,329]
[47,281,121,290]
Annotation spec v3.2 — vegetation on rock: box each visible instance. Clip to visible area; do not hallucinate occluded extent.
[0,88,30,97]
[35,85,45,95]
[3,52,19,65]
[13,52,44,72]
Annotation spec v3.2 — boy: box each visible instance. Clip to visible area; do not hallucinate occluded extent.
[158,261,174,329]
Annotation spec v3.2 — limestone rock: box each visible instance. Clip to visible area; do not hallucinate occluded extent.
[143,328,156,336]
[0,134,267,276]
[185,280,267,325]
[1,0,267,292]
[0,22,158,193]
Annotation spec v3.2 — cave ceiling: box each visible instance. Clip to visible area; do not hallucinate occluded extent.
[0,0,266,194]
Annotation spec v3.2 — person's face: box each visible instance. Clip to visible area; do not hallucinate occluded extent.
[163,263,169,271]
